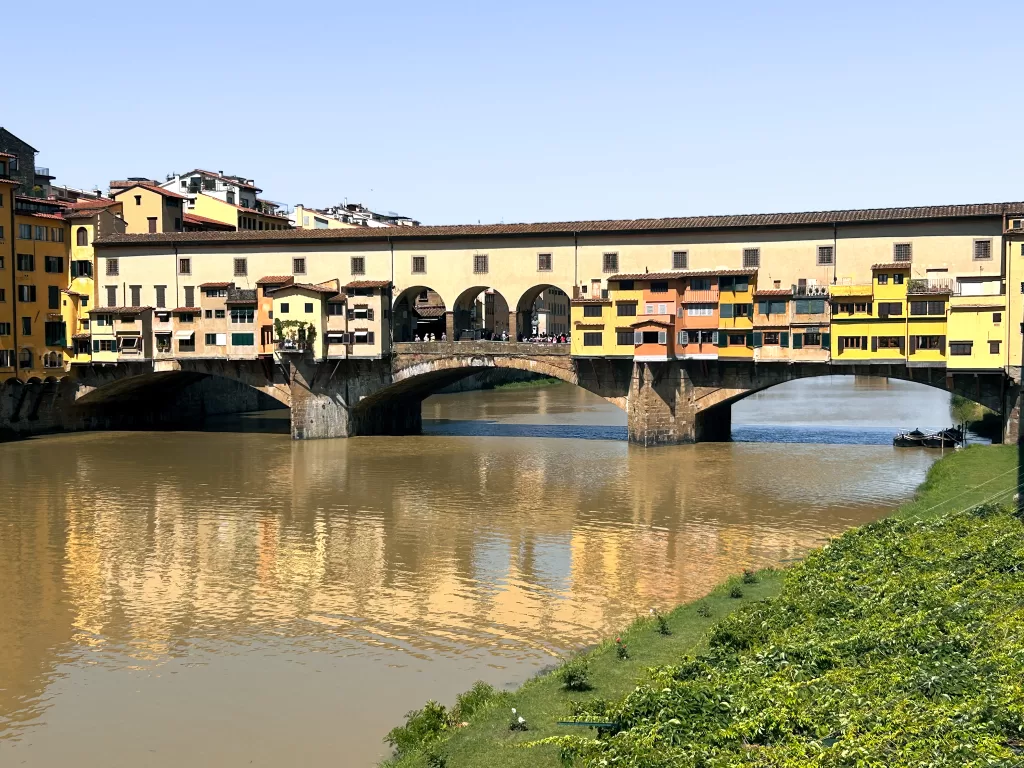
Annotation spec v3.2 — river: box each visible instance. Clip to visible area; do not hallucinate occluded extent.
[0,376,955,766]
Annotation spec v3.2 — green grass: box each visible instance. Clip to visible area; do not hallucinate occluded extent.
[490,376,562,390]
[382,444,1020,768]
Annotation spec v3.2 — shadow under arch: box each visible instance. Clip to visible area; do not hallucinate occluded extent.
[514,283,572,339]
[393,285,447,342]
[74,369,289,411]
[451,285,511,341]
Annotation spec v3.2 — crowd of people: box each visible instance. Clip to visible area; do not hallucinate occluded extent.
[409,330,570,344]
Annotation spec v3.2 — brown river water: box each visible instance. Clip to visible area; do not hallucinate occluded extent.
[0,376,954,766]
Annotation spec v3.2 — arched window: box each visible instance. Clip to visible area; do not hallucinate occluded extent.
[76,227,88,246]
[18,349,32,370]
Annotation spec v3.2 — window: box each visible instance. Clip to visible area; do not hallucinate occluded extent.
[990,340,1001,354]
[908,300,945,316]
[803,331,822,347]
[34,226,47,241]
[155,285,166,308]
[303,302,313,313]
[817,245,834,266]
[18,223,31,239]
[106,286,117,307]
[742,248,760,268]
[878,336,903,350]
[614,330,633,345]
[205,333,219,345]
[950,342,972,356]
[758,300,787,316]
[183,286,195,307]
[205,310,213,319]
[174,217,181,231]
[76,227,88,246]
[81,297,88,307]
[912,335,943,351]
[650,281,668,294]
[617,280,634,290]
[18,348,32,369]
[92,339,114,353]
[993,312,1002,324]
[734,303,751,318]
[877,273,888,285]
[16,253,34,271]
[0,350,13,367]
[292,257,306,275]
[687,304,714,316]
[537,253,552,272]
[583,332,602,346]
[763,331,780,345]
[234,258,248,277]
[48,285,60,309]
[616,302,637,316]
[690,277,711,291]
[602,253,618,272]
[0,227,3,241]
[839,335,865,350]
[0,322,9,335]
[327,302,345,316]
[893,273,904,284]
[973,240,992,261]
[878,302,902,318]
[130,286,141,307]
[71,260,93,278]
[893,243,912,262]
[854,302,871,314]
[583,304,603,317]
[17,285,36,302]
[0,288,4,302]
[52,228,64,242]
[22,317,31,336]
[280,302,290,314]
[412,255,426,274]
[230,307,255,324]
[672,251,688,269]
[178,258,191,275]
[104,258,119,276]
[178,313,194,323]
[351,256,365,275]
[794,299,825,314]
[474,254,489,274]
[728,333,747,346]
[44,321,66,347]
[231,333,255,346]
[178,336,195,353]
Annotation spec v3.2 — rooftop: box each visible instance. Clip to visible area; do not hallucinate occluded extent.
[94,200,1024,248]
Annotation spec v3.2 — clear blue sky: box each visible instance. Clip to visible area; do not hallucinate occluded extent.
[7,0,1021,224]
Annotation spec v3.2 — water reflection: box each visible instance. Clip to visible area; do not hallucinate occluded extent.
[0,378,949,766]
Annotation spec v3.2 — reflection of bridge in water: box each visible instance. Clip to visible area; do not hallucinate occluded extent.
[3,339,1011,445]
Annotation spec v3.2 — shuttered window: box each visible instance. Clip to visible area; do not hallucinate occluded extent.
[602,253,618,272]
[537,253,551,271]
[583,332,602,346]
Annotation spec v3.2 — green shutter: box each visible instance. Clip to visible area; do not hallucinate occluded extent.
[718,332,728,348]
[746,331,754,348]
[822,332,831,351]
[792,333,802,349]
[758,301,768,315]
[753,331,763,347]
[720,303,733,319]
[780,331,789,348]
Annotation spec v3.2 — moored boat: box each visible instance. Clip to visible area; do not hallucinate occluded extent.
[894,427,963,448]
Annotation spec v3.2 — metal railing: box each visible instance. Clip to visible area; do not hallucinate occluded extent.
[792,284,829,297]
[907,278,954,295]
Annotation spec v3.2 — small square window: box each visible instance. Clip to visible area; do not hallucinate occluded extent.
[412,255,426,274]
[234,258,247,276]
[893,243,912,262]
[993,312,1002,323]
[672,251,688,270]
[106,258,119,276]
[602,253,618,272]
[973,240,992,261]
[817,245,834,266]
[990,340,1001,354]
[293,257,306,275]
[474,254,488,274]
[742,248,760,268]
[178,258,191,275]
[304,303,313,313]
[537,253,552,272]
[351,256,365,275]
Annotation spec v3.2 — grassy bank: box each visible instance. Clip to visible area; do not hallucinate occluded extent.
[382,445,1021,767]
[490,376,562,390]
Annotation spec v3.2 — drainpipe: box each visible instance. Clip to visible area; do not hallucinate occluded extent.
[832,221,838,285]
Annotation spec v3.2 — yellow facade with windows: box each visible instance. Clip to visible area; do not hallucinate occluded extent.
[12,203,70,379]
[293,205,354,230]
[65,203,125,364]
[192,193,290,231]
[717,273,756,359]
[947,297,1006,370]
[111,184,184,234]
[570,299,625,357]
[270,283,334,358]
[0,155,16,381]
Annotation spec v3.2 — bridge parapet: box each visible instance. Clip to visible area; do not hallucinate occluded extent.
[392,340,570,357]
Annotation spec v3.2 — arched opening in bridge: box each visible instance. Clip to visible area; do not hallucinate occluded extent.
[393,286,447,342]
[515,284,571,340]
[451,286,511,341]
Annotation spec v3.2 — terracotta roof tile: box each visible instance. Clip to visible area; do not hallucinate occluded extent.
[754,289,793,296]
[0,178,18,185]
[183,212,235,230]
[571,298,612,304]
[113,183,186,200]
[345,280,391,289]
[87,306,153,315]
[610,268,757,281]
[71,332,91,340]
[871,262,912,270]
[413,305,445,317]
[95,201,1024,248]
[200,282,233,289]
[172,307,201,313]
[255,275,294,285]
[267,283,337,295]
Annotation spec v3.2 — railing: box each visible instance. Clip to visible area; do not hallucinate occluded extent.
[907,278,954,295]
[682,288,719,303]
[35,167,50,176]
[792,284,829,297]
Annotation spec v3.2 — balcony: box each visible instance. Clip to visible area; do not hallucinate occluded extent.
[829,284,872,297]
[791,284,829,297]
[908,278,954,295]
[681,288,719,304]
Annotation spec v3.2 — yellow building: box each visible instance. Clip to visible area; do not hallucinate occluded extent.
[717,270,756,358]
[111,183,185,233]
[12,197,70,379]
[0,153,18,380]
[269,282,338,359]
[64,199,126,364]
[292,205,355,230]
[192,193,290,232]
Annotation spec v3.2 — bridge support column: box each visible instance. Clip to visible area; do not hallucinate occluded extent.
[445,311,455,341]
[626,361,693,445]
[508,310,519,339]
[1003,379,1021,445]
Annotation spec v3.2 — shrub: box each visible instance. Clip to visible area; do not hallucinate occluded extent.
[384,700,449,757]
[696,602,712,618]
[729,584,744,599]
[451,681,499,723]
[653,610,671,636]
[615,637,629,660]
[559,656,591,691]
[742,568,759,584]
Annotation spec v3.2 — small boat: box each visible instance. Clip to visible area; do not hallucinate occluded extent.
[894,427,963,448]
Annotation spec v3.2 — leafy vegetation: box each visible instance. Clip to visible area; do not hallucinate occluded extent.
[558,656,592,691]
[380,446,1020,768]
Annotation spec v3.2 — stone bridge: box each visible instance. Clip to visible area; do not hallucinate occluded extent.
[0,341,1017,444]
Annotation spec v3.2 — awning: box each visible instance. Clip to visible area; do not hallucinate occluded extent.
[174,331,195,340]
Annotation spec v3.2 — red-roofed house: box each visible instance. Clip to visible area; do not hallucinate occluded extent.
[111,183,185,234]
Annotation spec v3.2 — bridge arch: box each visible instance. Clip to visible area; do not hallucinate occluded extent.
[451,285,511,341]
[514,283,572,340]
[393,285,448,342]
